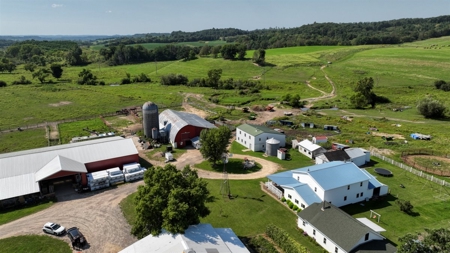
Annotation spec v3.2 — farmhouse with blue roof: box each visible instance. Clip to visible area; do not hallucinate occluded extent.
[266,161,388,208]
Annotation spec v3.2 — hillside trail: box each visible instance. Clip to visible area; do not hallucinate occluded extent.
[302,65,337,108]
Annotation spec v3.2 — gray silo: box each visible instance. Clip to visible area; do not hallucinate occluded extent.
[266,138,280,156]
[142,102,159,138]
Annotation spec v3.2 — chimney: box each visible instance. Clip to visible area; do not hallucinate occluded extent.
[321,201,326,211]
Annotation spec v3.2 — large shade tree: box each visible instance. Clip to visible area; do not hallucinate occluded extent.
[132,164,210,239]
[398,228,450,253]
[199,126,231,166]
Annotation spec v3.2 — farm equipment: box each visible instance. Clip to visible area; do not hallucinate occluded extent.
[381,136,394,141]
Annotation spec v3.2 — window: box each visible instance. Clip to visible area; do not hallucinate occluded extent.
[288,194,292,199]
[239,131,241,134]
[259,138,261,141]
[365,233,369,241]
[323,238,327,244]
[308,151,311,155]
[244,141,246,144]
[262,145,265,148]
[301,203,305,208]
[357,193,359,198]
[361,192,364,197]
[244,133,246,137]
[314,187,317,192]
[347,185,350,190]
[360,182,363,187]
[249,135,251,139]
[297,176,299,180]
[313,229,316,235]
[344,196,347,201]
[237,137,240,141]
[295,199,299,204]
[335,247,338,253]
[302,221,305,226]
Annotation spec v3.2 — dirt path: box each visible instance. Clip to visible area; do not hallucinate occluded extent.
[302,65,337,107]
[338,110,425,124]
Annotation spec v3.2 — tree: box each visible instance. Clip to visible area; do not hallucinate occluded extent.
[207,69,222,88]
[417,96,446,118]
[237,44,247,60]
[77,69,98,85]
[32,68,51,83]
[199,126,231,166]
[396,199,414,214]
[199,45,211,57]
[290,94,301,108]
[50,64,63,79]
[398,228,450,253]
[220,44,238,60]
[434,80,446,89]
[252,49,266,65]
[24,63,36,72]
[351,77,376,108]
[132,164,210,238]
[0,80,6,87]
[66,45,84,66]
[211,45,221,58]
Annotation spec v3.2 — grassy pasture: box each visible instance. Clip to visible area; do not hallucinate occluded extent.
[0,235,71,253]
[0,128,48,153]
[0,202,54,226]
[58,118,112,144]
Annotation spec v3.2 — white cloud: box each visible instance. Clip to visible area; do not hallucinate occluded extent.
[51,4,63,8]
[106,10,112,13]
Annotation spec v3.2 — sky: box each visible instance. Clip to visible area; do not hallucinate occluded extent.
[0,0,449,36]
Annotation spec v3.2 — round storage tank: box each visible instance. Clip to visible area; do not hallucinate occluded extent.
[142,102,159,138]
[266,138,280,156]
[151,128,159,139]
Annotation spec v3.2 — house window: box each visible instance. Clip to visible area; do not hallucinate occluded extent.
[357,193,360,198]
[347,185,350,190]
[314,187,317,192]
[303,148,306,152]
[288,194,292,199]
[335,247,338,253]
[344,196,347,201]
[361,192,364,197]
[313,229,316,235]
[239,131,241,134]
[295,199,299,204]
[244,133,246,137]
[249,135,251,139]
[262,145,265,148]
[360,182,363,187]
[301,203,305,208]
[365,233,369,241]
[297,176,299,180]
[245,141,246,144]
[302,221,305,226]
[259,138,261,141]
[308,151,311,155]
[323,238,327,244]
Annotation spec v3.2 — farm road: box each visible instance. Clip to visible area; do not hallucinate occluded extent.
[303,65,336,107]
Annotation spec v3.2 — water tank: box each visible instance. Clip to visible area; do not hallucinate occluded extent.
[266,138,280,156]
[142,101,159,138]
[151,128,159,139]
[159,129,166,143]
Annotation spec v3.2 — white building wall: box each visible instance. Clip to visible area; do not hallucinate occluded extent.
[379,185,389,196]
[298,218,346,253]
[363,151,371,162]
[235,129,257,151]
[350,155,366,167]
[284,188,309,209]
[235,129,285,152]
[315,156,327,164]
[324,181,372,207]
[298,145,314,159]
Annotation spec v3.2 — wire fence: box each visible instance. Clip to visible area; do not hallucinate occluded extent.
[371,151,450,187]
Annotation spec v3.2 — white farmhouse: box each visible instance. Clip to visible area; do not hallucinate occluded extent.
[236,124,285,152]
[298,139,326,159]
[298,202,396,253]
[267,161,388,208]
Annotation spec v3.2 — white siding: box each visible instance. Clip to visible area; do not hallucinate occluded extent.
[235,129,285,152]
[352,232,385,250]
[298,218,345,253]
[350,156,366,167]
[364,151,371,162]
[299,145,314,159]
[235,129,256,151]
[315,155,327,165]
[324,181,372,207]
[284,188,308,209]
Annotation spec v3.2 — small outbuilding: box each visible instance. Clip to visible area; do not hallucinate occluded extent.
[312,136,328,144]
[236,124,285,152]
[323,125,339,131]
[298,139,326,159]
[301,122,315,128]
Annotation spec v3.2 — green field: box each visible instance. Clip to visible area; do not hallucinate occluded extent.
[90,40,228,50]
[58,118,112,144]
[0,202,54,226]
[0,235,71,253]
[0,128,48,153]
[195,158,262,174]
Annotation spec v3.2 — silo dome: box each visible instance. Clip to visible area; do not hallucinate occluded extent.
[142,102,159,138]
[266,138,280,156]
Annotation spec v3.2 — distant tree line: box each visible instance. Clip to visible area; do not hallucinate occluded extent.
[104,16,450,49]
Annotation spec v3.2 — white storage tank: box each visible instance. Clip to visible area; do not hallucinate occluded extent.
[266,138,280,156]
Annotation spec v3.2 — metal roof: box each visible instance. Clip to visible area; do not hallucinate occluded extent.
[159,109,216,143]
[35,155,87,182]
[360,169,385,188]
[266,138,280,144]
[290,184,322,206]
[345,148,366,159]
[298,202,383,252]
[294,161,373,191]
[119,223,249,253]
[267,170,299,186]
[298,139,323,151]
[237,124,283,137]
[0,137,137,200]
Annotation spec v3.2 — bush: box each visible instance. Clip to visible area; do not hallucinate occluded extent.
[293,205,299,211]
[417,96,446,118]
[121,78,131,85]
[288,202,294,209]
[99,81,105,86]
[11,76,32,85]
[396,199,414,214]
[281,197,286,202]
[0,80,6,87]
[266,224,308,253]
[248,235,278,253]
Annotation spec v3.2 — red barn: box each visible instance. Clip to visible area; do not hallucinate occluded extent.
[159,109,216,148]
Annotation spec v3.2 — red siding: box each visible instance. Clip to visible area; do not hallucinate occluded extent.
[174,125,208,148]
[81,154,139,185]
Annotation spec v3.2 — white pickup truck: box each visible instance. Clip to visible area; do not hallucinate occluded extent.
[123,163,146,182]
[106,167,125,184]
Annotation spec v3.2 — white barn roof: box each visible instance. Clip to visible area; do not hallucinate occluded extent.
[298,139,322,151]
[0,137,137,200]
[120,223,250,253]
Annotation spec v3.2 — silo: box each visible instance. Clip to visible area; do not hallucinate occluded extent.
[142,102,159,138]
[266,138,280,156]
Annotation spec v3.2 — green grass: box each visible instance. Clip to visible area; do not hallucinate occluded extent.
[410,156,450,172]
[145,146,187,162]
[90,40,228,50]
[119,179,324,253]
[0,235,71,253]
[229,141,314,171]
[342,157,450,244]
[195,158,262,174]
[0,128,48,153]
[58,118,112,144]
[0,202,54,226]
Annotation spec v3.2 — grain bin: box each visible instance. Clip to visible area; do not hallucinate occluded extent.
[266,138,280,156]
[142,101,159,138]
[151,127,159,139]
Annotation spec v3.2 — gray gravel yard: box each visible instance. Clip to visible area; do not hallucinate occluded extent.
[0,181,144,253]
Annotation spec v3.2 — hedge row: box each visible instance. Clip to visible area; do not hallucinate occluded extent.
[285,199,302,212]
[248,235,278,253]
[266,224,308,253]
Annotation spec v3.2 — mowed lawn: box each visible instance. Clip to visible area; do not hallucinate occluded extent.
[0,235,71,253]
[0,128,48,153]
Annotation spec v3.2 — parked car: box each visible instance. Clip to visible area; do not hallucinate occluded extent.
[42,222,66,235]
[67,227,87,249]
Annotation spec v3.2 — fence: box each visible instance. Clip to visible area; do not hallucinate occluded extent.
[265,181,283,199]
[371,151,450,188]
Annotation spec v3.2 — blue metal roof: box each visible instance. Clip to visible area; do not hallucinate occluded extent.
[360,169,384,188]
[295,161,371,190]
[267,171,298,186]
[292,184,322,205]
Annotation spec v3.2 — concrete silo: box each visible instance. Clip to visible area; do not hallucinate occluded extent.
[142,102,159,138]
[266,138,280,156]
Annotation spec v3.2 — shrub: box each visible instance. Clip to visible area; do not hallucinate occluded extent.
[248,235,278,253]
[266,224,308,253]
[11,76,32,85]
[121,78,131,85]
[0,80,6,87]
[417,96,446,118]
[396,199,414,214]
[281,197,286,202]
[293,205,299,211]
[99,81,105,86]
[288,202,294,209]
